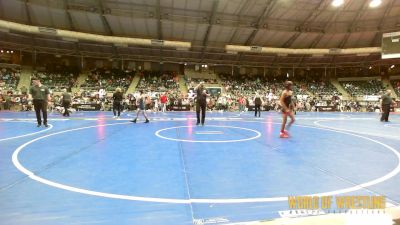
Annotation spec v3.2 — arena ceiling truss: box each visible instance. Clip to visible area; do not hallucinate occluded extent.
[0,0,400,67]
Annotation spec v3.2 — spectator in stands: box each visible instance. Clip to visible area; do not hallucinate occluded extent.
[20,94,29,111]
[20,86,27,95]
[3,91,12,110]
[0,93,3,110]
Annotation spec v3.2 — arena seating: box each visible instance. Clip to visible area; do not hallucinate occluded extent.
[0,66,20,92]
[185,77,219,89]
[217,73,282,111]
[33,66,79,92]
[305,80,339,96]
[219,74,338,97]
[136,71,180,92]
[391,79,400,96]
[81,68,134,92]
[340,80,386,96]
[0,65,26,111]
[34,72,77,92]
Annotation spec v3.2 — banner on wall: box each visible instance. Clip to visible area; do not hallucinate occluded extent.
[363,95,380,101]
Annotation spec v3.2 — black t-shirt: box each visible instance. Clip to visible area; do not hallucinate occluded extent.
[196,87,206,103]
[113,92,123,102]
[254,97,262,105]
[381,94,392,105]
[30,85,49,101]
[62,92,71,102]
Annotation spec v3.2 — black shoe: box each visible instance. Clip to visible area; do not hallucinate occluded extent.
[201,123,204,126]
[37,124,41,127]
[196,122,200,126]
[145,119,149,123]
[131,119,137,123]
[44,124,49,127]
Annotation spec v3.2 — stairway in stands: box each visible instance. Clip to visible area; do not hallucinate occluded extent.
[17,66,33,90]
[215,74,230,94]
[330,78,350,99]
[71,71,88,93]
[178,74,188,94]
[126,72,141,94]
[382,77,399,99]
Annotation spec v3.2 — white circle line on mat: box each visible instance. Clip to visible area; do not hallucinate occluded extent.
[11,120,400,204]
[155,125,261,143]
[384,124,400,128]
[0,121,53,142]
[313,120,400,140]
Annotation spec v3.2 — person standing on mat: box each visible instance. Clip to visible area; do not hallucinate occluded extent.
[254,93,263,117]
[60,88,71,117]
[131,90,149,123]
[112,88,123,119]
[195,81,209,126]
[279,81,295,138]
[380,90,395,122]
[29,78,50,127]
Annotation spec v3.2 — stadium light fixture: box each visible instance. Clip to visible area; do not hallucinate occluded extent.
[369,66,372,69]
[10,50,13,53]
[332,0,344,7]
[6,50,9,53]
[204,65,208,68]
[369,0,381,8]
[390,65,395,69]
[0,50,3,53]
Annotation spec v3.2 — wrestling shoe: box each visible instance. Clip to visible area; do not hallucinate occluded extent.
[280,132,289,138]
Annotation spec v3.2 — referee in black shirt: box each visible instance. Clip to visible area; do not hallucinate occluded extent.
[113,88,123,119]
[195,81,209,126]
[380,90,395,122]
[29,78,50,127]
[61,88,72,117]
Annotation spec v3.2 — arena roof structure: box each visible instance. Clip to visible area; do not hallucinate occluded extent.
[0,0,400,67]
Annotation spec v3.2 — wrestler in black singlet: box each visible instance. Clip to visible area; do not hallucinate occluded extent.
[282,94,292,111]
